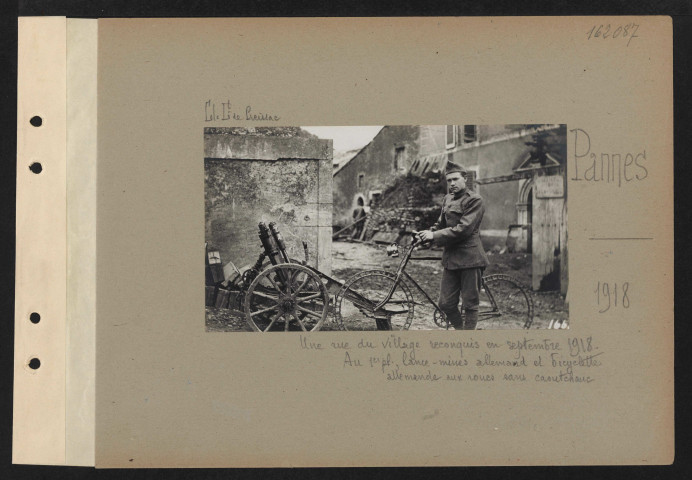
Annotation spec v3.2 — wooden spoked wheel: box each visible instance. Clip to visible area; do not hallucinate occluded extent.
[244,263,329,332]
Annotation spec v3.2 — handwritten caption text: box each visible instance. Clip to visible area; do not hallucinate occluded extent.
[300,334,603,384]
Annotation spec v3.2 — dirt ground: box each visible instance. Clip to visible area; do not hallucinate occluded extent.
[206,240,568,332]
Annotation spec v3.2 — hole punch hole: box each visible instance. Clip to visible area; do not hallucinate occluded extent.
[30,116,42,127]
[28,358,41,370]
[29,312,40,324]
[29,163,42,174]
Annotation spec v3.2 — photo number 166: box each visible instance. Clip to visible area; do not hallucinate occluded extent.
[595,281,630,313]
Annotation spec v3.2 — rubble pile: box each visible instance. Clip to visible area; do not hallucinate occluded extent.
[379,172,446,208]
[357,206,439,243]
[352,173,447,243]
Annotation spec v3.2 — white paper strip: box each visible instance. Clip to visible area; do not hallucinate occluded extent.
[14,16,68,465]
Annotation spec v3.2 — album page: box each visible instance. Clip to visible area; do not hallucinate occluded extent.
[15,16,673,467]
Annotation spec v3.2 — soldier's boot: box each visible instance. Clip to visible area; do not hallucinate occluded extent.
[448,309,464,330]
[463,310,478,330]
[451,321,464,330]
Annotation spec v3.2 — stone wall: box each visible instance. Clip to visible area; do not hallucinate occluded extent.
[205,129,332,275]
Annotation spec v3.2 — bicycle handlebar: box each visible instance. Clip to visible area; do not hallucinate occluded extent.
[411,230,432,248]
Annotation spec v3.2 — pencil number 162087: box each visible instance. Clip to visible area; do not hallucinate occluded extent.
[586,23,640,47]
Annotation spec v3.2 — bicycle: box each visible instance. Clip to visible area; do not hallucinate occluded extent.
[217,222,533,332]
[333,232,534,330]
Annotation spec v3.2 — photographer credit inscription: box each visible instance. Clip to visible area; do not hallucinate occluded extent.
[204,99,281,122]
[300,334,603,384]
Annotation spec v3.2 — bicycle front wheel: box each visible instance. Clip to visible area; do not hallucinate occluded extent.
[478,274,534,329]
[334,270,414,331]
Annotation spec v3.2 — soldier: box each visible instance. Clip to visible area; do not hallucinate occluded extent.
[417,162,489,330]
[351,204,366,239]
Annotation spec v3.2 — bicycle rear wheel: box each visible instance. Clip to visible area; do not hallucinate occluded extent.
[478,274,534,329]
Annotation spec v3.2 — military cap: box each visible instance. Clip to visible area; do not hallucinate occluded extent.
[445,161,467,176]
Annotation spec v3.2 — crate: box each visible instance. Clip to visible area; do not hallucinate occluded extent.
[205,286,216,306]
[215,288,231,308]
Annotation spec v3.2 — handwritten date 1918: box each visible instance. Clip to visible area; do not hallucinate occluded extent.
[568,337,595,357]
[595,281,630,313]
[586,23,640,47]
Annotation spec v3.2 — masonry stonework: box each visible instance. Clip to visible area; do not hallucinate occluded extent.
[205,130,333,275]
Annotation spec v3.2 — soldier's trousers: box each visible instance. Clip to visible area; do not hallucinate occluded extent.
[438,267,484,330]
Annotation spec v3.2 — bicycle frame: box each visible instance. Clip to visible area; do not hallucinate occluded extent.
[373,234,505,322]
[373,236,422,310]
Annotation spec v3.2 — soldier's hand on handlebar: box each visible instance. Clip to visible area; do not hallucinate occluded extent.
[417,230,434,243]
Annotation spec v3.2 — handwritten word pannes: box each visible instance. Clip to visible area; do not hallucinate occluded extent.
[570,128,648,186]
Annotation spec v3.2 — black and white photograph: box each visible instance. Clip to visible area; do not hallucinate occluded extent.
[205,125,568,332]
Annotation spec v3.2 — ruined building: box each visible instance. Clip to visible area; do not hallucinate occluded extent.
[332,124,567,292]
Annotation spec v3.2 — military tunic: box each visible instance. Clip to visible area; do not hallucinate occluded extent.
[431,189,489,269]
[431,188,489,329]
